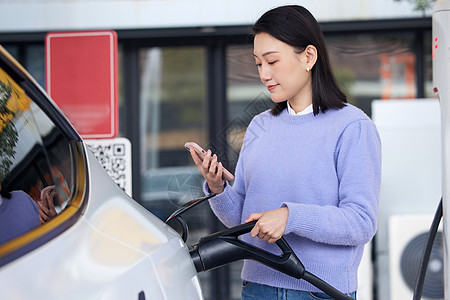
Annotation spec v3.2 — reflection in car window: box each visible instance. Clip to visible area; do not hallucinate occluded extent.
[0,66,73,244]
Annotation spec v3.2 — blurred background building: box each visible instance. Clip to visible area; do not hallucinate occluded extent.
[0,1,441,299]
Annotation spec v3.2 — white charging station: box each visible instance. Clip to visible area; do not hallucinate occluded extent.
[433,1,450,298]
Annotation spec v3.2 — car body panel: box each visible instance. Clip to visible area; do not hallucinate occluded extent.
[0,146,203,300]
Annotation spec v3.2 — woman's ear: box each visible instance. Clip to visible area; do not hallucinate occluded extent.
[304,45,318,71]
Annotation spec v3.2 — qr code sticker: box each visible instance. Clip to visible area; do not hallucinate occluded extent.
[85,138,132,197]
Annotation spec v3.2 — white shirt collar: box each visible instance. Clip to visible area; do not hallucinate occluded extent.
[287,102,313,116]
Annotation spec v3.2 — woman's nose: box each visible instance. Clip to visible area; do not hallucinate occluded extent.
[259,66,272,82]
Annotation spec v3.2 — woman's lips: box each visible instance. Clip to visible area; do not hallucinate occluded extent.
[267,84,278,91]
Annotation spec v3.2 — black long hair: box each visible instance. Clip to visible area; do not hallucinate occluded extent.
[0,183,11,199]
[252,5,347,116]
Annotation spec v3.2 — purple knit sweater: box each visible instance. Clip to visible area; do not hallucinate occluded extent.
[206,104,381,293]
[0,191,40,244]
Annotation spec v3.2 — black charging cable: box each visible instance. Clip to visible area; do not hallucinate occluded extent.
[412,197,443,300]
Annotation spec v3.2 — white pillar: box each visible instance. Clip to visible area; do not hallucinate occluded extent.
[433,1,450,298]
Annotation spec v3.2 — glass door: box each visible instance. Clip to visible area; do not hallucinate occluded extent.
[138,45,214,296]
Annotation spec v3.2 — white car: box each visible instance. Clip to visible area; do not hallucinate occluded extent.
[0,44,204,299]
[0,44,359,300]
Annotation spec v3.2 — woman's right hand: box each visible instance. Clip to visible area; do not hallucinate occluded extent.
[190,148,225,194]
[38,185,57,224]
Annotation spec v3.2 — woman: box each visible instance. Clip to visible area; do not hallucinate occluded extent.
[190,5,381,299]
[0,182,57,245]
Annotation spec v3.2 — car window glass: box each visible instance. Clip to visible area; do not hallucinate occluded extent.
[0,66,74,244]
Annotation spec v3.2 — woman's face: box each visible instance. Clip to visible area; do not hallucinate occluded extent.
[253,32,312,106]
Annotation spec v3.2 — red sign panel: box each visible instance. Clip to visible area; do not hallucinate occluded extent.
[45,30,118,139]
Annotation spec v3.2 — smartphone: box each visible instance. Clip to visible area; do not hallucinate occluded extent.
[184,142,235,181]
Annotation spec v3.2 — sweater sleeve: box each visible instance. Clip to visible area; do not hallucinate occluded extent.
[205,117,260,228]
[282,119,381,246]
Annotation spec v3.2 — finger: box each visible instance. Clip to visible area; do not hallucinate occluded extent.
[39,206,49,219]
[40,187,49,201]
[245,216,255,223]
[41,185,55,197]
[38,201,47,213]
[42,195,50,209]
[268,237,280,244]
[245,212,262,223]
[250,221,261,238]
[190,148,203,166]
[201,150,212,172]
[250,227,259,238]
[39,202,53,219]
[216,162,224,180]
[262,234,271,242]
[191,148,210,179]
[47,192,56,210]
[209,154,218,176]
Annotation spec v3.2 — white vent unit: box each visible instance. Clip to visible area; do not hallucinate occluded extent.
[389,215,443,300]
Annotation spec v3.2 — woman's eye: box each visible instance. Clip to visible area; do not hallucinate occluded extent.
[268,60,278,65]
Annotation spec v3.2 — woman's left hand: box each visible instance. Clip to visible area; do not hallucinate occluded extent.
[245,207,289,244]
[38,185,57,224]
